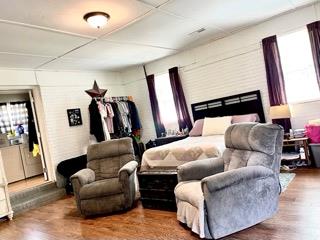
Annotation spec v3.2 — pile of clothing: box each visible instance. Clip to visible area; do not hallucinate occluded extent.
[89,98,141,142]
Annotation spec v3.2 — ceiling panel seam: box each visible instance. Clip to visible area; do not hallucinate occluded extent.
[102,39,178,51]
[0,19,94,40]
[0,51,54,58]
[135,0,172,9]
[34,39,96,69]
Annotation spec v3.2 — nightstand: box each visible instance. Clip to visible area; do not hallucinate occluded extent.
[155,135,188,146]
[282,137,310,166]
[137,170,178,211]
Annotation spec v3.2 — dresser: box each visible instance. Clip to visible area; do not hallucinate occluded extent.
[0,152,13,220]
[138,170,178,211]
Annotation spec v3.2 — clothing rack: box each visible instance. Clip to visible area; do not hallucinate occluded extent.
[89,95,141,142]
[93,96,133,102]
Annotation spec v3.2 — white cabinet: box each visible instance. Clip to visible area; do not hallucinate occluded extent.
[0,152,13,220]
[20,144,42,178]
[0,144,43,184]
[1,145,25,183]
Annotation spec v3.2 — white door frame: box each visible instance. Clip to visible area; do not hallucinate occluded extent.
[28,90,48,180]
[29,87,55,182]
[0,86,55,182]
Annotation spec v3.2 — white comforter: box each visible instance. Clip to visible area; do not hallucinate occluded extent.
[141,135,225,170]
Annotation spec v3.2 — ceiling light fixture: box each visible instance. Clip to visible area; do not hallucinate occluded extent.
[83,12,110,29]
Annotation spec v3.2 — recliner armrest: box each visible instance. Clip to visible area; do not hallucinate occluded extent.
[119,161,138,179]
[70,168,95,186]
[177,157,224,182]
[201,166,275,193]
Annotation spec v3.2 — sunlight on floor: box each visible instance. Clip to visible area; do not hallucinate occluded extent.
[8,175,46,193]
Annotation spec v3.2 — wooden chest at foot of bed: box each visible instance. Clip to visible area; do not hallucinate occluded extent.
[137,170,178,211]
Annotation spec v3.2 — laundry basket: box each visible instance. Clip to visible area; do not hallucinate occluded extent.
[309,144,320,168]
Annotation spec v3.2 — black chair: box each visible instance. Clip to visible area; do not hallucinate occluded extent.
[57,155,87,194]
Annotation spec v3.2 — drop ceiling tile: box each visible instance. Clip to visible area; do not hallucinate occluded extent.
[104,11,224,49]
[40,40,177,71]
[161,0,295,32]
[0,53,52,69]
[289,0,318,8]
[66,39,176,59]
[38,58,112,71]
[0,0,152,38]
[0,22,91,56]
[316,1,320,18]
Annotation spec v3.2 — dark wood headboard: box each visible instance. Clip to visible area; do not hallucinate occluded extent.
[191,90,265,123]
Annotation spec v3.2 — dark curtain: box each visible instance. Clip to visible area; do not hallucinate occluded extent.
[168,67,193,131]
[262,35,291,132]
[307,21,320,89]
[146,74,165,138]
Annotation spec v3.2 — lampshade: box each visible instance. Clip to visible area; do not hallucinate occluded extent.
[84,12,110,29]
[269,104,291,119]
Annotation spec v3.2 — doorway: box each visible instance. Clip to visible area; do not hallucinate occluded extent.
[0,89,49,194]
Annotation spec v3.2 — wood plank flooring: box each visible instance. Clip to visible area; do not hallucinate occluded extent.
[0,168,319,240]
[8,174,46,193]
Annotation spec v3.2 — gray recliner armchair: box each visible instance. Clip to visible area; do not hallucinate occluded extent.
[71,138,138,217]
[174,123,283,239]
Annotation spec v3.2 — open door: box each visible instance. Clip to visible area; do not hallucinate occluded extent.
[28,91,48,180]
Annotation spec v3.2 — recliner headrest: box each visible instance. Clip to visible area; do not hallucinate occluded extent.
[224,123,283,155]
[87,137,133,161]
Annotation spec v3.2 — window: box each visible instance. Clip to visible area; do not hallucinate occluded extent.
[0,104,11,134]
[278,28,320,103]
[0,102,28,134]
[154,73,179,131]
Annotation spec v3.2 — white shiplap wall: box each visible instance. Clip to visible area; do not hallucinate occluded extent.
[291,101,320,129]
[180,46,269,117]
[123,46,270,143]
[36,71,124,186]
[0,69,124,186]
[123,76,157,143]
[121,2,320,142]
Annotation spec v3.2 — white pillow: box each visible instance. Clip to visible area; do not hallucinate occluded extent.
[202,116,232,136]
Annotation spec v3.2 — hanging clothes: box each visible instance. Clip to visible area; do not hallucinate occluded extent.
[127,100,142,139]
[89,99,105,142]
[88,97,142,140]
[110,102,124,137]
[97,101,111,140]
[117,101,131,133]
[26,101,38,152]
[105,103,114,133]
[127,100,141,132]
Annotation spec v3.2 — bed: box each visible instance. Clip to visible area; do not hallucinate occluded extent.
[141,135,225,170]
[140,90,265,170]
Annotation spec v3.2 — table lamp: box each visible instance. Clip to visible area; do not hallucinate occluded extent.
[269,104,291,120]
[269,104,291,136]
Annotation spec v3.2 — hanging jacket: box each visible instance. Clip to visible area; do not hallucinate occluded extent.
[89,99,105,142]
[117,101,131,133]
[97,101,111,140]
[110,102,124,137]
[26,101,38,152]
[127,100,141,132]
[105,103,114,133]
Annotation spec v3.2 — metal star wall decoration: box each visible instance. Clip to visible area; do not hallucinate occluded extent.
[85,80,107,98]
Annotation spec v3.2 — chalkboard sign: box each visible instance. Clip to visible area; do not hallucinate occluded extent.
[67,108,82,127]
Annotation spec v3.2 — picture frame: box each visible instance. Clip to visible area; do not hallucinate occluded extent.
[67,108,82,127]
